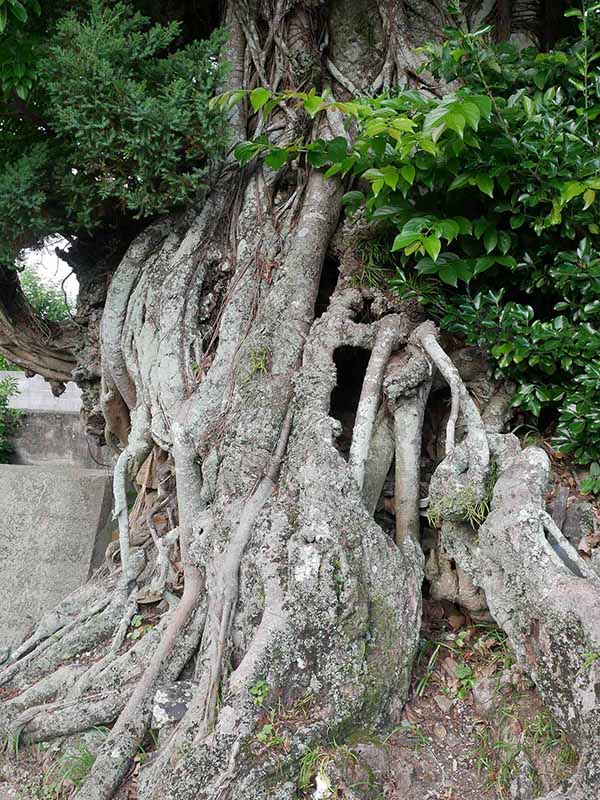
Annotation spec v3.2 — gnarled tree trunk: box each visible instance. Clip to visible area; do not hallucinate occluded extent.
[1,2,599,800]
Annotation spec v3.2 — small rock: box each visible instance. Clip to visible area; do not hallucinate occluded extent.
[472,676,496,717]
[433,694,453,714]
[152,680,196,729]
[433,722,447,741]
[354,743,389,779]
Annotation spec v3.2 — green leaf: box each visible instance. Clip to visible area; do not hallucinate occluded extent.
[381,166,399,190]
[445,111,466,138]
[391,232,420,252]
[522,95,535,118]
[449,174,470,191]
[249,87,270,113]
[423,105,448,136]
[475,174,494,197]
[400,164,416,185]
[561,181,585,203]
[342,190,365,208]
[265,148,288,170]
[307,147,329,167]
[498,231,511,254]
[483,227,498,254]
[459,101,481,129]
[9,0,27,23]
[455,217,473,235]
[362,168,385,181]
[439,265,458,286]
[324,163,342,178]
[583,189,596,210]
[433,219,460,242]
[495,256,516,267]
[470,95,492,119]
[326,136,348,162]
[226,89,247,109]
[423,236,441,261]
[474,256,496,275]
[474,218,488,239]
[303,93,323,118]
[420,138,437,155]
[234,141,261,164]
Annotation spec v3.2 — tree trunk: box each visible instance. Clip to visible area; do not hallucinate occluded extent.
[1,3,599,799]
[0,265,77,392]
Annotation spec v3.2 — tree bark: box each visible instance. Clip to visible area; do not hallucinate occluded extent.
[0,2,599,799]
[0,265,77,391]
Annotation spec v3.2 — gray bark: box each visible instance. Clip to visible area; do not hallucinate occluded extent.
[0,3,597,800]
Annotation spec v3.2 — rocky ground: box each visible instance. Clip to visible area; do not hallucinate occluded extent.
[0,595,579,800]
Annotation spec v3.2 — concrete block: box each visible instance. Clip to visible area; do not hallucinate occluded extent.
[9,411,112,470]
[0,465,114,654]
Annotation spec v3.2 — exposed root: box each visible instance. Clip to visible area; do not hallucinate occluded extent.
[348,315,405,492]
[0,594,114,691]
[363,406,395,516]
[3,581,111,667]
[66,589,138,701]
[72,526,205,798]
[113,449,136,586]
[14,690,126,745]
[412,321,490,512]
[202,403,294,732]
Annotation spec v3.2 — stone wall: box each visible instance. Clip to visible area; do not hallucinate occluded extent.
[0,465,114,657]
[1,371,111,469]
[0,372,115,659]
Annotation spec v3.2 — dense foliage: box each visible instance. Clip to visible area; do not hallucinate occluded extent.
[0,0,226,268]
[0,375,20,461]
[228,2,600,475]
[18,267,72,322]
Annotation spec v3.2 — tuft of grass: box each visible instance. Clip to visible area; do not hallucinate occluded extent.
[16,744,95,799]
[579,651,600,672]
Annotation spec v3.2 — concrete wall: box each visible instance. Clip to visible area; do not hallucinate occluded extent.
[1,371,112,470]
[1,370,82,413]
[10,411,112,469]
[0,374,116,659]
[0,465,114,656]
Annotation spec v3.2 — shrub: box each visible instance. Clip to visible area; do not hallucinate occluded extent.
[0,0,227,267]
[228,1,600,468]
[0,376,21,462]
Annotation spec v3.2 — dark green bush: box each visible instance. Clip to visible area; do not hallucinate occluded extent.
[0,376,21,462]
[0,0,227,267]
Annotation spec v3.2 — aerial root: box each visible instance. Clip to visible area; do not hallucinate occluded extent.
[201,402,294,733]
[12,689,127,745]
[411,321,490,506]
[382,343,433,545]
[71,527,205,800]
[348,315,406,493]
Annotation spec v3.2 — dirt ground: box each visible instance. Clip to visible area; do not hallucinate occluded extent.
[0,600,578,800]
